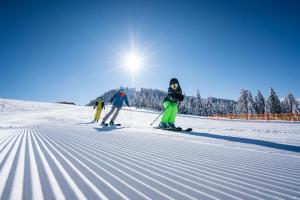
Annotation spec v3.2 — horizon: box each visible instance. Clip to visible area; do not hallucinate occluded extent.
[1,0,300,105]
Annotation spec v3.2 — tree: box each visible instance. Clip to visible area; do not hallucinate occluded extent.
[194,89,203,116]
[282,93,298,113]
[248,91,256,114]
[268,87,282,114]
[254,90,265,114]
[237,89,249,114]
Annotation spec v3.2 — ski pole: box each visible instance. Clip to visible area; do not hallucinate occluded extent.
[150,104,171,126]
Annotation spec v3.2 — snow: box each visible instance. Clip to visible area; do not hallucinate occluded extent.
[0,98,300,199]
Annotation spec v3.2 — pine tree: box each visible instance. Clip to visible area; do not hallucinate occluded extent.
[254,90,265,114]
[237,89,249,114]
[248,91,256,114]
[194,90,203,116]
[268,87,282,114]
[282,93,297,113]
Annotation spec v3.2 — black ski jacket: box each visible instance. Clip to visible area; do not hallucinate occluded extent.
[164,87,184,103]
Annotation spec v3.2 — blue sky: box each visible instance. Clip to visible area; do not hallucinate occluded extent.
[0,0,299,104]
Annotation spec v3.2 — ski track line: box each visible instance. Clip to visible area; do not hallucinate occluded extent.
[56,132,259,200]
[9,129,27,200]
[32,128,107,200]
[57,130,292,199]
[73,127,300,175]
[0,128,22,168]
[0,134,22,172]
[53,126,300,180]
[128,127,300,172]
[128,126,300,160]
[98,130,298,180]
[46,131,229,200]
[0,133,15,148]
[130,128,300,174]
[0,130,19,154]
[1,125,300,200]
[40,129,171,200]
[59,128,300,191]
[55,127,300,198]
[50,128,298,200]
[35,129,129,200]
[43,127,298,199]
[0,129,24,199]
[41,127,210,200]
[27,127,44,200]
[0,131,13,143]
[40,128,180,200]
[42,127,219,200]
[30,129,66,200]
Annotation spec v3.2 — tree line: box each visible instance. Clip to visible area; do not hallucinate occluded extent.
[88,87,299,116]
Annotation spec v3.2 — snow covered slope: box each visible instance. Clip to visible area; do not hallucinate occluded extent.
[0,98,300,200]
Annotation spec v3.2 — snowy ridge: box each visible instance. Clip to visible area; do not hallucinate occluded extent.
[0,99,300,199]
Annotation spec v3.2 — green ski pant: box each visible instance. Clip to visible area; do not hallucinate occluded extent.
[161,101,178,124]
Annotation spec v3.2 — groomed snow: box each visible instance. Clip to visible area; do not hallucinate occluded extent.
[0,98,300,200]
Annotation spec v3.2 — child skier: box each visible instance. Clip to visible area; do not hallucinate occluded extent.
[159,78,184,129]
[93,97,105,122]
[101,86,130,125]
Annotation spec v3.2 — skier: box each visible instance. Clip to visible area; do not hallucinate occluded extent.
[101,86,130,126]
[159,78,184,129]
[93,97,105,122]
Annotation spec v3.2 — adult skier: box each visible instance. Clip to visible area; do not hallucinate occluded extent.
[159,78,184,129]
[101,86,130,126]
[93,97,105,122]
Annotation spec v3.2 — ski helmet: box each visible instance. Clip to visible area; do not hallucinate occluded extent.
[119,86,125,93]
[170,78,179,85]
[169,78,179,90]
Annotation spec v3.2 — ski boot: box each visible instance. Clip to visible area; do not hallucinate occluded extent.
[168,123,176,129]
[100,121,106,126]
[159,122,169,129]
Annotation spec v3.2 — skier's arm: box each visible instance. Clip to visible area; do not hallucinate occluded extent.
[110,93,117,104]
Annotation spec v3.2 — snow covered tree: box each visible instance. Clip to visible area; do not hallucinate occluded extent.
[254,90,265,114]
[268,87,282,114]
[248,91,256,114]
[194,89,203,116]
[282,93,298,114]
[237,89,249,114]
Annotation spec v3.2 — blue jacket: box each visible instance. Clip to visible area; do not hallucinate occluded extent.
[110,92,129,108]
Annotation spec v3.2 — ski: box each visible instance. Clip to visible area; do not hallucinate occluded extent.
[154,127,192,132]
[102,123,121,127]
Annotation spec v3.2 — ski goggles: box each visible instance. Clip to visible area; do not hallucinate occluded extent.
[170,83,178,90]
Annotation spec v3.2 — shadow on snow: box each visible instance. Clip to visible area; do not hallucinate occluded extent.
[94,126,127,132]
[183,131,300,153]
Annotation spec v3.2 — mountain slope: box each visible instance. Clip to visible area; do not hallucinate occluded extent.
[0,98,300,199]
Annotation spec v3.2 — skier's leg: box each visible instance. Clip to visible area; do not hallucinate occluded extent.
[169,103,178,126]
[110,107,121,124]
[102,106,116,123]
[160,101,172,127]
[95,108,101,121]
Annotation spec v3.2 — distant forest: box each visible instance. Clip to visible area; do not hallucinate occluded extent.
[88,88,300,116]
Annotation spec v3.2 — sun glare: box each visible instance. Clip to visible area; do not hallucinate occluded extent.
[124,52,142,73]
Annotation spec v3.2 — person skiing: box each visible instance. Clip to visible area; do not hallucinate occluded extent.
[93,97,105,122]
[101,86,130,125]
[159,78,184,129]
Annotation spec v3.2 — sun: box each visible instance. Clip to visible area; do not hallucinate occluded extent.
[124,52,143,73]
